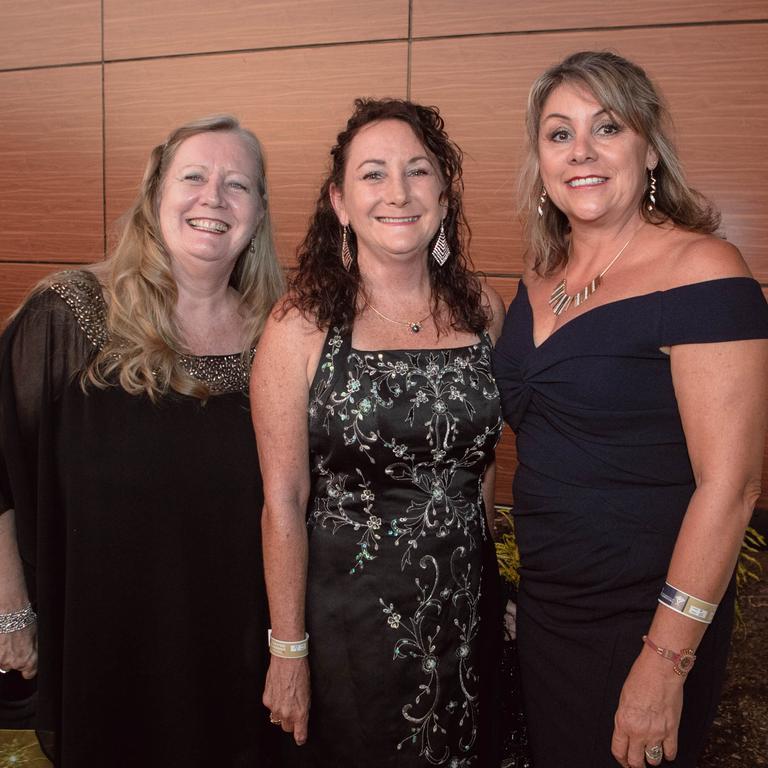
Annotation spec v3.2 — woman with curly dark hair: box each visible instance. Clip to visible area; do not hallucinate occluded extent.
[252,98,506,766]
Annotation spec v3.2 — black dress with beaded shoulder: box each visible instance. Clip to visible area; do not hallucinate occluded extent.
[304,327,504,767]
[0,271,279,767]
[492,277,768,768]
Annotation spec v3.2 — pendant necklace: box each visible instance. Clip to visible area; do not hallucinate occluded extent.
[363,297,432,334]
[549,226,642,317]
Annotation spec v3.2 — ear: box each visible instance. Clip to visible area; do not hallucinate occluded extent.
[646,145,659,172]
[329,182,348,226]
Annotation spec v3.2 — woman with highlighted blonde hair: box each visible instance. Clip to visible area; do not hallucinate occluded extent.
[494,51,768,768]
[0,115,283,767]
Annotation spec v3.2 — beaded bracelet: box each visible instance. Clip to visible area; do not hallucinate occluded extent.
[268,630,309,659]
[0,603,37,634]
[658,582,717,624]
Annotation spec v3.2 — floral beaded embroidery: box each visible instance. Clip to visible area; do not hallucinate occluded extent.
[307,327,501,766]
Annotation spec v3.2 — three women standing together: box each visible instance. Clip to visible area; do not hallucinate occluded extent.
[1,50,766,768]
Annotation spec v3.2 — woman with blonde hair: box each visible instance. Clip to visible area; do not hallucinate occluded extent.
[493,51,768,768]
[0,115,284,766]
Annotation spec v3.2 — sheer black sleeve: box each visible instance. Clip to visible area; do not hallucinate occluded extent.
[0,279,97,528]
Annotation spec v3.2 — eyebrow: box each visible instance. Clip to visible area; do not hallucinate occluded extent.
[178,163,253,178]
[355,155,432,170]
[542,108,608,121]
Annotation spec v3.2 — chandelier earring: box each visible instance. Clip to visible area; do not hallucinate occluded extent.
[537,187,548,217]
[431,219,451,267]
[341,225,353,271]
[647,168,657,213]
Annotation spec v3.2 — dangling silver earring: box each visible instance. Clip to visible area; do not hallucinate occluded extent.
[431,219,451,266]
[248,235,257,254]
[647,168,657,212]
[537,187,547,217]
[341,225,353,271]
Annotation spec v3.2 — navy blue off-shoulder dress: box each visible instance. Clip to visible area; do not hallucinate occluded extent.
[492,277,768,768]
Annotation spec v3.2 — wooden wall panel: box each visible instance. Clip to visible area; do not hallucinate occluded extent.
[1,0,101,70]
[0,66,104,264]
[412,25,768,281]
[413,0,768,38]
[104,0,409,60]
[0,263,79,325]
[105,44,407,265]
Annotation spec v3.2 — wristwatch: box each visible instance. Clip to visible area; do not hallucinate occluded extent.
[642,635,696,677]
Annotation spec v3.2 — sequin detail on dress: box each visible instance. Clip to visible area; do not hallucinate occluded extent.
[48,271,252,394]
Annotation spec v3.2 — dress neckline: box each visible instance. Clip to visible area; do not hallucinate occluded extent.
[521,276,757,350]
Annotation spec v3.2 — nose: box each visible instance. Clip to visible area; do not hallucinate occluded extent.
[202,177,225,207]
[569,132,597,164]
[386,174,410,206]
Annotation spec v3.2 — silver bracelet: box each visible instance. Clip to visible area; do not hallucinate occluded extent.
[0,603,37,633]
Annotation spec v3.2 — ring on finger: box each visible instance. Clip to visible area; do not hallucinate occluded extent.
[0,668,7,674]
[644,744,664,762]
[269,713,282,725]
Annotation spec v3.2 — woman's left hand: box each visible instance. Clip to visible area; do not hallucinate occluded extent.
[611,651,684,768]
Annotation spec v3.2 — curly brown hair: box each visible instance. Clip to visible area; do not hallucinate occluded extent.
[287,98,488,334]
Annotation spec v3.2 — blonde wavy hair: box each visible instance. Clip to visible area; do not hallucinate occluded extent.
[519,51,721,276]
[85,114,284,400]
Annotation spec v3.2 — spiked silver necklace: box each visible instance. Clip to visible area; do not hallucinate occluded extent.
[549,228,640,317]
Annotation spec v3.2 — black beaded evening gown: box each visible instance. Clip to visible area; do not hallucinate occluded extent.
[304,327,504,767]
[492,277,768,768]
[0,272,279,767]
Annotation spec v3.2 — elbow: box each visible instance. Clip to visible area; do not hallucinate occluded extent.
[741,476,762,524]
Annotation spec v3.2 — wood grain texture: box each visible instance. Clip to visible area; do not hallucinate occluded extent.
[104,0,409,60]
[0,66,104,264]
[105,44,407,266]
[0,0,101,70]
[412,25,768,280]
[0,263,82,325]
[412,0,768,38]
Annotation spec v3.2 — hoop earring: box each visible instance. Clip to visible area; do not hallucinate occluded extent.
[341,225,353,271]
[537,187,547,217]
[647,168,657,212]
[431,220,451,267]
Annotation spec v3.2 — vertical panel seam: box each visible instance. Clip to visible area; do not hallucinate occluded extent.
[406,0,413,99]
[100,0,107,261]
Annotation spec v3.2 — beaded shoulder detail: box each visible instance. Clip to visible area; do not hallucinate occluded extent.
[47,270,253,394]
[49,271,109,350]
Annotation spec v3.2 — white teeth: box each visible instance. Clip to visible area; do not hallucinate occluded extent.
[567,177,606,188]
[377,216,419,223]
[187,218,229,233]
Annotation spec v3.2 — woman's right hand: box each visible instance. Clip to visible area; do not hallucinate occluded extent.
[0,623,38,679]
[263,656,310,745]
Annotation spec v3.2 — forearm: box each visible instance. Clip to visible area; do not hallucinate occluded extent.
[0,510,30,612]
[262,500,308,641]
[644,479,757,655]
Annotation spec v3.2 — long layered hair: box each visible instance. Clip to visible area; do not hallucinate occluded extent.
[86,114,284,400]
[519,51,721,275]
[287,98,488,334]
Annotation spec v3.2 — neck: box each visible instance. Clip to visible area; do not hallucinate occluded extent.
[171,258,237,319]
[567,212,645,269]
[357,252,431,308]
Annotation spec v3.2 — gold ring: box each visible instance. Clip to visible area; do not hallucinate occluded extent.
[269,713,282,725]
[644,744,663,762]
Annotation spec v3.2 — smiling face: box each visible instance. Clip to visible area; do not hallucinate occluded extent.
[537,83,658,227]
[158,131,263,274]
[330,119,445,265]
